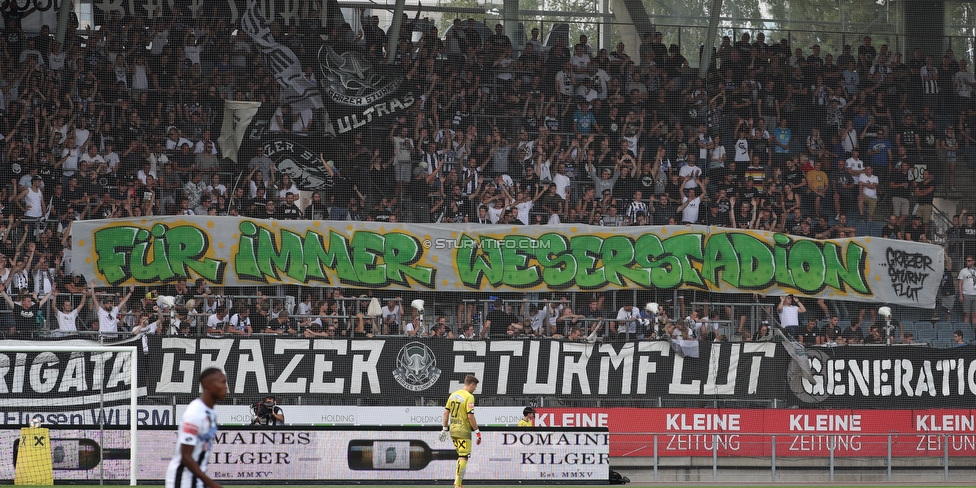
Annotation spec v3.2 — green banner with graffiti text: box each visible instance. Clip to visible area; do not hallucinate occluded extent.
[72,217,943,307]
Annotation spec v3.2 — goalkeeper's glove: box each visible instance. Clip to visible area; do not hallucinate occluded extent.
[475,430,482,445]
[439,426,449,442]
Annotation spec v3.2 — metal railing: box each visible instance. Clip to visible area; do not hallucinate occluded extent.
[691,300,779,337]
[24,288,965,342]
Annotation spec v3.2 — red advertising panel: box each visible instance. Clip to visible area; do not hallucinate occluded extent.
[535,408,976,458]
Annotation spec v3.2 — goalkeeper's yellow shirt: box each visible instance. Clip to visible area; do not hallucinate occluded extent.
[445,388,475,439]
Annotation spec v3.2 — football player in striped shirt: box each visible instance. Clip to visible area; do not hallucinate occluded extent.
[166,368,227,488]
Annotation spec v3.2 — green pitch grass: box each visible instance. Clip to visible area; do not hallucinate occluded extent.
[41,485,976,488]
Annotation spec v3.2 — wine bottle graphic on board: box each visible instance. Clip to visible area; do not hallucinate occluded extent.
[13,438,131,470]
[347,440,458,470]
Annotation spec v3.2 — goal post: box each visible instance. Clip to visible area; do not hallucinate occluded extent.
[1,344,138,486]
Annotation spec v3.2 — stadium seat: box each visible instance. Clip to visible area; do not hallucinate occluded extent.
[899,308,922,323]
[954,324,975,343]
[966,330,975,344]
[914,325,937,343]
[867,224,884,238]
[937,328,956,341]
[861,221,884,238]
[901,322,918,335]
[934,322,954,340]
[931,339,953,349]
[902,313,921,324]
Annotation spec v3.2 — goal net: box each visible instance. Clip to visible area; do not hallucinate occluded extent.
[0,343,138,486]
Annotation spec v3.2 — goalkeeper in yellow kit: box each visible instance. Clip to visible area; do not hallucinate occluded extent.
[440,374,480,488]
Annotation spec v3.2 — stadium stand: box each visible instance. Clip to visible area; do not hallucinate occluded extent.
[0,2,974,347]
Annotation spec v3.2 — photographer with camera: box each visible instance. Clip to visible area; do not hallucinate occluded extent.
[251,395,284,426]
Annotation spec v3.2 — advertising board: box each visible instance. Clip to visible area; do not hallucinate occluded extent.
[0,407,173,426]
[181,405,528,427]
[536,408,976,457]
[0,427,608,483]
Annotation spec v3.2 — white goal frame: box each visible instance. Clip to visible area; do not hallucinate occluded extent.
[1,345,138,486]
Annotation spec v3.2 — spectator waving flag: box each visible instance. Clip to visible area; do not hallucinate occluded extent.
[241,1,324,113]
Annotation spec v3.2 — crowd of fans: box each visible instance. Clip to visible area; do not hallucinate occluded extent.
[0,7,974,341]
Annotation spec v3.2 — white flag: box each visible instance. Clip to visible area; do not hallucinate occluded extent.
[777,328,815,382]
[670,338,700,358]
[218,100,261,163]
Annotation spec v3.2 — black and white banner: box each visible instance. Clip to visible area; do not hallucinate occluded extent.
[144,338,784,400]
[315,43,417,136]
[3,339,975,409]
[0,346,144,408]
[238,0,415,138]
[261,136,337,191]
[242,1,325,113]
[788,345,976,408]
[89,1,337,29]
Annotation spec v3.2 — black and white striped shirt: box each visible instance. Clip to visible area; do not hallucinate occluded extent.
[920,66,939,94]
[625,200,648,220]
[166,398,217,488]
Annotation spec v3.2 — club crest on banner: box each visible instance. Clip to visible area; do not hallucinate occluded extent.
[240,0,417,140]
[787,348,830,404]
[319,45,404,108]
[315,44,416,135]
[393,342,441,392]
